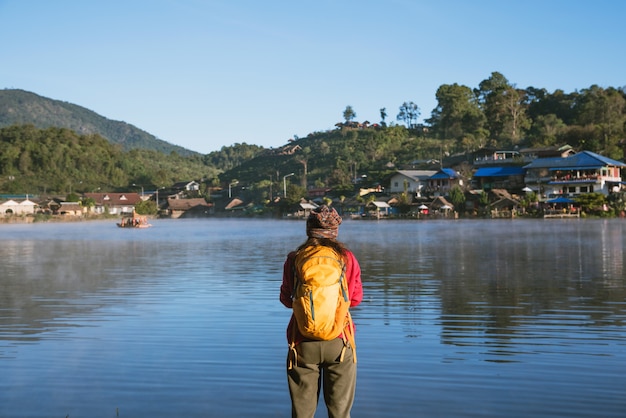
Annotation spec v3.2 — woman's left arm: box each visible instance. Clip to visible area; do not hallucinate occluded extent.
[346,251,363,307]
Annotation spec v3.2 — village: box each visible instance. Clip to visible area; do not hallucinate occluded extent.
[1,144,625,223]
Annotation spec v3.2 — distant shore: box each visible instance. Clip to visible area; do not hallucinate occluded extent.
[0,214,120,225]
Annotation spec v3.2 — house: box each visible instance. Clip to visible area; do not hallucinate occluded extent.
[58,202,83,216]
[82,193,143,215]
[367,200,391,218]
[172,181,200,192]
[523,150,626,199]
[388,170,438,196]
[427,168,463,196]
[290,201,318,218]
[519,145,576,160]
[472,166,526,192]
[472,147,528,166]
[0,199,37,215]
[225,198,246,211]
[37,199,60,214]
[488,189,521,217]
[428,195,454,210]
[166,197,212,218]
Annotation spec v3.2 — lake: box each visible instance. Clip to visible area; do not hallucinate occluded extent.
[1,218,625,417]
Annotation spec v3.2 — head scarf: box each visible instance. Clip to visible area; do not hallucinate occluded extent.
[306,205,342,239]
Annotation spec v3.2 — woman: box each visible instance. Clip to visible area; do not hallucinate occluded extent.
[280,205,363,418]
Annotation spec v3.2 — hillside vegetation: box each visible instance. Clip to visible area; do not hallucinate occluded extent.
[1,71,625,205]
[220,126,449,198]
[0,89,197,156]
[0,124,219,195]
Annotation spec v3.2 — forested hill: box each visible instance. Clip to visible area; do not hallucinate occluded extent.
[0,89,198,157]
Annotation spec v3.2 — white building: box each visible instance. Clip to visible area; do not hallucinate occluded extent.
[388,170,437,197]
[0,199,37,215]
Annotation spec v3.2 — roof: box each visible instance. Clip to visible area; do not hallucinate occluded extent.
[83,192,143,206]
[473,166,526,177]
[167,198,210,211]
[547,196,576,204]
[59,202,82,210]
[429,196,454,209]
[369,201,391,208]
[225,198,245,210]
[491,196,520,209]
[394,170,438,181]
[429,168,458,180]
[524,151,626,170]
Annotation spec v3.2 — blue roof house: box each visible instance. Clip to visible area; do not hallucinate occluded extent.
[427,168,463,197]
[472,166,526,192]
[389,170,438,197]
[523,151,625,199]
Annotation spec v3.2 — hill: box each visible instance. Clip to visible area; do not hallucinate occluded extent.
[0,124,219,196]
[0,89,199,157]
[218,125,449,198]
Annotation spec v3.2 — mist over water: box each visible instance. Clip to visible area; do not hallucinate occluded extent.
[1,218,625,417]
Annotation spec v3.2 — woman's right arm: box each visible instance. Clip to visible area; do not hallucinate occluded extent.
[280,252,296,308]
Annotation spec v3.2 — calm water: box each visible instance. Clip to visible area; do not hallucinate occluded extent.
[1,218,625,418]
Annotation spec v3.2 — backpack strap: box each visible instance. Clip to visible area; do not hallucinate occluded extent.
[288,319,298,370]
[343,311,357,363]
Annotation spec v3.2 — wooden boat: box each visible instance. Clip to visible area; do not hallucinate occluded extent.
[117,211,152,228]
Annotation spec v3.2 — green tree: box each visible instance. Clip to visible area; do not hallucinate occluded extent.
[575,192,608,216]
[397,101,420,128]
[527,114,567,147]
[501,86,531,145]
[479,191,490,207]
[475,72,510,143]
[81,196,96,211]
[519,191,538,215]
[574,85,626,156]
[285,183,306,205]
[475,72,529,146]
[448,186,466,213]
[428,83,486,140]
[343,106,356,123]
[135,199,157,215]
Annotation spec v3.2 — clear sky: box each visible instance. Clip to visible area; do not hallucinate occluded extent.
[1,0,624,154]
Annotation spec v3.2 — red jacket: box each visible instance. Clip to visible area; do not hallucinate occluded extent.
[280,248,363,344]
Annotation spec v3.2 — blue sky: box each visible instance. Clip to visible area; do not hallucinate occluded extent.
[1,0,624,154]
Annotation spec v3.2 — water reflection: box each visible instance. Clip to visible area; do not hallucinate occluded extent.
[0,219,625,417]
[348,219,626,365]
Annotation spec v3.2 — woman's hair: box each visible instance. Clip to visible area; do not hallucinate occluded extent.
[297,236,348,259]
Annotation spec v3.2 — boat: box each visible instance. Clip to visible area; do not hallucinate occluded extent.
[117,211,152,228]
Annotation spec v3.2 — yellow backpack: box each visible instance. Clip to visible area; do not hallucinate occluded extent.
[292,245,350,340]
[288,245,357,369]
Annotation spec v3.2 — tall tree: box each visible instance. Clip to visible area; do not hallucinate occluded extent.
[397,101,420,128]
[527,114,567,147]
[343,106,356,123]
[475,72,529,146]
[475,72,510,143]
[427,83,485,140]
[574,85,626,155]
[501,86,531,145]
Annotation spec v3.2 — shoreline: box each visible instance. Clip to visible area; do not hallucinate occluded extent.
[0,212,617,225]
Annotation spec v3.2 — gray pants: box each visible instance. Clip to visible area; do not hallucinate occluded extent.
[287,338,356,418]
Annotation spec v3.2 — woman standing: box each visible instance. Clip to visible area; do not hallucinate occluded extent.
[280,205,363,418]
